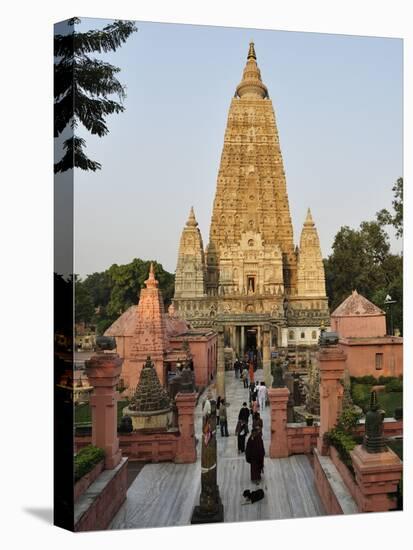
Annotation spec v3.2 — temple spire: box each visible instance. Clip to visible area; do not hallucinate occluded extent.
[186,206,198,227]
[145,262,158,288]
[236,41,268,99]
[247,41,256,60]
[304,208,315,227]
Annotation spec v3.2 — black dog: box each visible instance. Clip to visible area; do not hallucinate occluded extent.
[242,489,265,504]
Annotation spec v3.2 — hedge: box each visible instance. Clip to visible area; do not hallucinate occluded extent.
[74,445,105,481]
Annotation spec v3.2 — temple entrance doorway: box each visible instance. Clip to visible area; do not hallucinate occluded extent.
[245,327,257,366]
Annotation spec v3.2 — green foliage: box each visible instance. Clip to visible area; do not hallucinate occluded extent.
[324,428,357,473]
[337,408,363,432]
[74,259,175,334]
[54,18,137,173]
[75,277,95,324]
[351,380,402,416]
[74,445,105,481]
[385,378,403,393]
[324,178,403,334]
[351,375,377,385]
[377,177,403,238]
[75,400,129,427]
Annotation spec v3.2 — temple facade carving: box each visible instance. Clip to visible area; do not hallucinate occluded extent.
[173,42,329,366]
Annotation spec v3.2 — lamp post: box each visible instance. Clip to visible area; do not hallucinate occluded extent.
[384,295,396,336]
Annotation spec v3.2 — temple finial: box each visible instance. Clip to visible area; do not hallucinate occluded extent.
[304,208,315,226]
[186,206,198,227]
[145,262,158,288]
[248,41,256,60]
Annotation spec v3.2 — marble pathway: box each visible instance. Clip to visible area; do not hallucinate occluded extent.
[110,370,326,530]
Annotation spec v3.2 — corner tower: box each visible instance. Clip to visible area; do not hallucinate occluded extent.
[296,209,326,297]
[174,207,206,298]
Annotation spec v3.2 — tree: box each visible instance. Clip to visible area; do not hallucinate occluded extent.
[324,222,390,310]
[54,18,137,173]
[377,177,403,238]
[74,277,95,324]
[324,217,402,334]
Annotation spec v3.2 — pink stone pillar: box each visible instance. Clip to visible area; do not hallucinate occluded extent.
[216,326,225,399]
[316,346,346,455]
[268,387,290,458]
[86,352,123,469]
[175,392,197,463]
[350,445,402,512]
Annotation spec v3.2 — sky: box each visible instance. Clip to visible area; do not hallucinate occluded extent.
[72,18,403,278]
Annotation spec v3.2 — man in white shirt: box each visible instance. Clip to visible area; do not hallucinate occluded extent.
[257,382,267,411]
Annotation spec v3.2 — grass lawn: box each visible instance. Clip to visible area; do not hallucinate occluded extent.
[351,383,402,417]
[75,400,130,427]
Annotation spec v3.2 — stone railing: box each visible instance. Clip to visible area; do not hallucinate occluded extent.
[287,423,319,455]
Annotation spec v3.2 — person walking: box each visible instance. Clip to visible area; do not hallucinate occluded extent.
[241,366,249,388]
[245,428,265,484]
[219,399,229,437]
[216,395,222,425]
[248,361,255,385]
[236,419,249,453]
[233,358,240,378]
[252,411,263,435]
[258,382,267,412]
[238,402,250,426]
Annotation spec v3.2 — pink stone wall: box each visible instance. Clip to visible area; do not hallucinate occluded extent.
[329,446,362,507]
[332,314,386,338]
[74,460,104,502]
[189,338,217,387]
[313,450,345,515]
[287,425,319,455]
[74,458,128,532]
[76,432,179,462]
[339,341,403,378]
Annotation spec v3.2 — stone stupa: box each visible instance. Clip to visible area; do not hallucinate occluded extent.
[123,356,173,430]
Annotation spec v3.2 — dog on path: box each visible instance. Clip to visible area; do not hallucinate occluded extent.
[242,489,265,504]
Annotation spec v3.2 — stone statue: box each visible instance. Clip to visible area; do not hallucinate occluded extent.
[118,415,133,434]
[271,359,285,388]
[363,391,386,454]
[191,397,224,523]
[95,335,116,351]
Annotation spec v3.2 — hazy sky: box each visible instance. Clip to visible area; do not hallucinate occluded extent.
[73,19,402,278]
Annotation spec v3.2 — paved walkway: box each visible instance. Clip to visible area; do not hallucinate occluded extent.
[110,370,326,529]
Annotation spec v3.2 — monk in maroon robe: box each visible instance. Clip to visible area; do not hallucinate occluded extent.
[245,428,265,484]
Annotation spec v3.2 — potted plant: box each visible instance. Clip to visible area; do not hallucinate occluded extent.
[306,415,314,426]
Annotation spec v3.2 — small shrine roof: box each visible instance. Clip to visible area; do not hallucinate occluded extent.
[331,290,385,317]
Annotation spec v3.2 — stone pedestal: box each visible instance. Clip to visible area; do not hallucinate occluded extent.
[316,346,346,455]
[350,445,402,512]
[175,392,197,463]
[86,352,123,469]
[263,327,271,387]
[216,328,225,398]
[268,387,290,458]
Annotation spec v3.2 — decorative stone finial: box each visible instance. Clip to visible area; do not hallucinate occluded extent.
[247,41,256,60]
[236,42,268,99]
[304,208,315,227]
[144,263,159,288]
[186,206,198,227]
[363,390,386,453]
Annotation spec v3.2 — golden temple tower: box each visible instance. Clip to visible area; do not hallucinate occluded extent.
[174,43,329,382]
